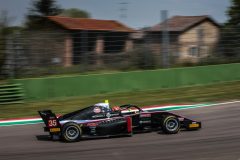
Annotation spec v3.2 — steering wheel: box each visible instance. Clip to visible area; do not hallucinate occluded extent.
[119,104,143,113]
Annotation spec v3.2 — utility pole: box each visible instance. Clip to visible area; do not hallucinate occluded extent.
[119,1,128,22]
[161,10,170,68]
[81,30,88,72]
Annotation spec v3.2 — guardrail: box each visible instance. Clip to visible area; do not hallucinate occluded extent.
[13,63,240,101]
[0,83,24,104]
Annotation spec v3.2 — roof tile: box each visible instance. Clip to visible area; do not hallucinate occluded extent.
[47,16,134,32]
[149,15,219,32]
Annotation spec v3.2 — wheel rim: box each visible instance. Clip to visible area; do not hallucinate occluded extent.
[166,119,179,131]
[65,126,79,140]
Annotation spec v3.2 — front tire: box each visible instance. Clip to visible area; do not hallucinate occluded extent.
[62,123,82,142]
[161,115,180,134]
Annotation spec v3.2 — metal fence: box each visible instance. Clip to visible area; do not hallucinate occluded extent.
[0,28,239,79]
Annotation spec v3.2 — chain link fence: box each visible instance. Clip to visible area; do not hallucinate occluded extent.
[0,28,239,79]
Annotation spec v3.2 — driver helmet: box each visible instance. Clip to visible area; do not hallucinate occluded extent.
[94,103,110,108]
[94,100,110,109]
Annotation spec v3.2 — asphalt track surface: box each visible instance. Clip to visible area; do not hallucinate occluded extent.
[0,102,240,160]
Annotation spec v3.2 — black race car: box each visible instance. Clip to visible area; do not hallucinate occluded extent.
[38,103,201,142]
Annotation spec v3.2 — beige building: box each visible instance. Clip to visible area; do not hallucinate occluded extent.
[146,15,220,62]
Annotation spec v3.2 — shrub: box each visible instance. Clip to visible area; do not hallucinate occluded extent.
[128,46,157,69]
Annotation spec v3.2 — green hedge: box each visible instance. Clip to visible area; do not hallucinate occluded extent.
[13,63,240,101]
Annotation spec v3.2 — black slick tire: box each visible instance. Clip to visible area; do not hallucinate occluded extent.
[62,122,82,142]
[161,115,180,134]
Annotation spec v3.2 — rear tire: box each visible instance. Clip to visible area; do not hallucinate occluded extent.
[161,115,180,134]
[62,123,82,142]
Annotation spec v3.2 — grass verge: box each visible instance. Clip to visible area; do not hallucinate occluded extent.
[0,81,239,119]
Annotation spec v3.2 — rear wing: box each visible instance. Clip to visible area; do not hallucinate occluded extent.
[38,110,61,128]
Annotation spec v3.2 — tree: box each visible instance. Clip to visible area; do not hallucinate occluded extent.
[25,0,62,29]
[0,11,9,74]
[0,10,17,76]
[226,0,240,27]
[218,0,240,58]
[59,8,90,18]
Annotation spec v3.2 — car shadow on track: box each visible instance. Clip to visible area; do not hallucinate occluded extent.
[35,134,132,143]
[36,135,52,141]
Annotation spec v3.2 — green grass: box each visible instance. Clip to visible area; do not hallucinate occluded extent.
[0,81,240,119]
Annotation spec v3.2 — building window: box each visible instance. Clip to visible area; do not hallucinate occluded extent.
[52,57,61,64]
[188,46,199,57]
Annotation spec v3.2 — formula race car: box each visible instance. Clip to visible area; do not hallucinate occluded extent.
[38,103,201,142]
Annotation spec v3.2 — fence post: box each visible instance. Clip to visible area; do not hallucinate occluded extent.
[161,10,170,68]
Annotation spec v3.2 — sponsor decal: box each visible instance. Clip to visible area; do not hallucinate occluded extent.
[109,113,119,117]
[49,128,61,132]
[92,114,105,118]
[93,107,101,113]
[178,117,184,121]
[140,120,151,124]
[140,113,151,118]
[87,123,98,127]
[106,112,111,118]
[90,127,96,134]
[189,123,199,128]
